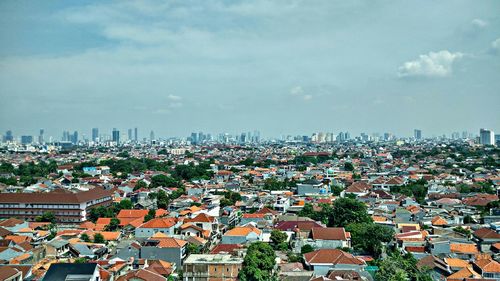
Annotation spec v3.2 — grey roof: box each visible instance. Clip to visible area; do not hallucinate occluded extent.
[42,263,97,281]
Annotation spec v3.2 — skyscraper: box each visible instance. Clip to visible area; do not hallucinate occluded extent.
[128,128,132,141]
[112,128,120,144]
[414,129,422,140]
[70,131,78,144]
[134,127,138,142]
[4,130,13,142]
[92,128,99,142]
[479,128,495,145]
[38,128,44,144]
[150,130,155,141]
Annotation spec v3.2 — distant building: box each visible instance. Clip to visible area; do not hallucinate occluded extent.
[134,127,138,141]
[128,128,132,141]
[20,135,33,145]
[112,128,120,144]
[4,130,14,142]
[91,128,99,142]
[414,129,422,140]
[480,128,495,145]
[38,128,44,144]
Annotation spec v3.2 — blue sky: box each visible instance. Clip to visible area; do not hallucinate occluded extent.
[0,0,499,139]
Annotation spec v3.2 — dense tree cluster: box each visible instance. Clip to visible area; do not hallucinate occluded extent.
[239,242,277,281]
[375,252,432,281]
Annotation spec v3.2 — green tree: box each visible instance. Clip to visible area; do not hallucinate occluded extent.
[239,242,277,281]
[93,233,105,244]
[105,218,121,231]
[346,222,394,257]
[118,199,133,210]
[134,180,148,190]
[151,174,179,188]
[301,244,314,255]
[36,211,56,223]
[270,230,288,250]
[376,252,432,281]
[81,233,90,242]
[144,209,156,222]
[344,162,354,171]
[330,198,372,227]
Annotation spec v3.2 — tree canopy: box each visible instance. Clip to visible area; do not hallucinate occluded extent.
[329,197,372,227]
[239,242,277,281]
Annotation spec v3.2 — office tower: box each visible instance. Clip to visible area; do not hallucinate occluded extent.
[21,135,33,145]
[240,133,246,143]
[150,130,155,141]
[191,132,198,144]
[38,129,44,144]
[451,132,460,140]
[4,130,13,142]
[70,131,78,144]
[495,135,500,146]
[92,128,99,142]
[134,127,138,142]
[414,129,422,140]
[462,131,468,139]
[480,129,495,145]
[128,129,132,141]
[62,131,70,142]
[112,128,120,144]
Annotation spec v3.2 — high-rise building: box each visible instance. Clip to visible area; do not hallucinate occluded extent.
[70,131,78,144]
[128,129,132,141]
[191,132,198,144]
[134,127,138,142]
[4,130,13,142]
[92,128,99,142]
[112,128,120,144]
[21,135,33,145]
[150,130,155,141]
[479,128,495,145]
[38,129,44,144]
[414,129,422,140]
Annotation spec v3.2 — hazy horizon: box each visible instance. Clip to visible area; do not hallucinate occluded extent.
[1,0,499,138]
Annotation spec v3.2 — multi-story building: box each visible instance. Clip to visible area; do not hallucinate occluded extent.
[0,188,113,223]
[183,254,243,281]
[480,128,495,145]
[414,129,422,140]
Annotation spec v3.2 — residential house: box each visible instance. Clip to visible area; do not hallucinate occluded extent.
[303,249,366,276]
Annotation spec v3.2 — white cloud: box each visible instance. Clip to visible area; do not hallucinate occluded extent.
[471,19,488,29]
[168,94,182,101]
[491,38,500,53]
[303,94,313,101]
[289,86,303,96]
[398,50,463,78]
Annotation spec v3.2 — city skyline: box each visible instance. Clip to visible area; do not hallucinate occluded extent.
[1,1,499,137]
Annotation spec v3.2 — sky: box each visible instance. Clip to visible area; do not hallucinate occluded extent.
[0,0,499,139]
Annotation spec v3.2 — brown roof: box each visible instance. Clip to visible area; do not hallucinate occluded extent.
[0,267,20,280]
[115,269,167,281]
[473,228,500,240]
[310,227,349,241]
[304,249,364,265]
[0,187,112,204]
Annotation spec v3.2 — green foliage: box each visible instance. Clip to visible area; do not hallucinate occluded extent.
[301,244,314,255]
[0,177,17,186]
[74,257,88,263]
[344,162,354,171]
[331,185,343,196]
[35,211,56,223]
[134,180,148,190]
[118,199,133,210]
[14,160,57,177]
[93,233,105,244]
[270,230,288,250]
[346,223,394,257]
[172,161,214,181]
[453,226,471,236]
[263,177,295,191]
[151,174,179,188]
[99,158,171,174]
[81,233,90,242]
[0,162,15,173]
[330,198,372,227]
[144,209,156,222]
[239,158,255,166]
[239,242,277,281]
[375,252,432,281]
[186,243,201,255]
[390,183,428,204]
[220,191,242,207]
[105,218,121,231]
[298,203,332,225]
